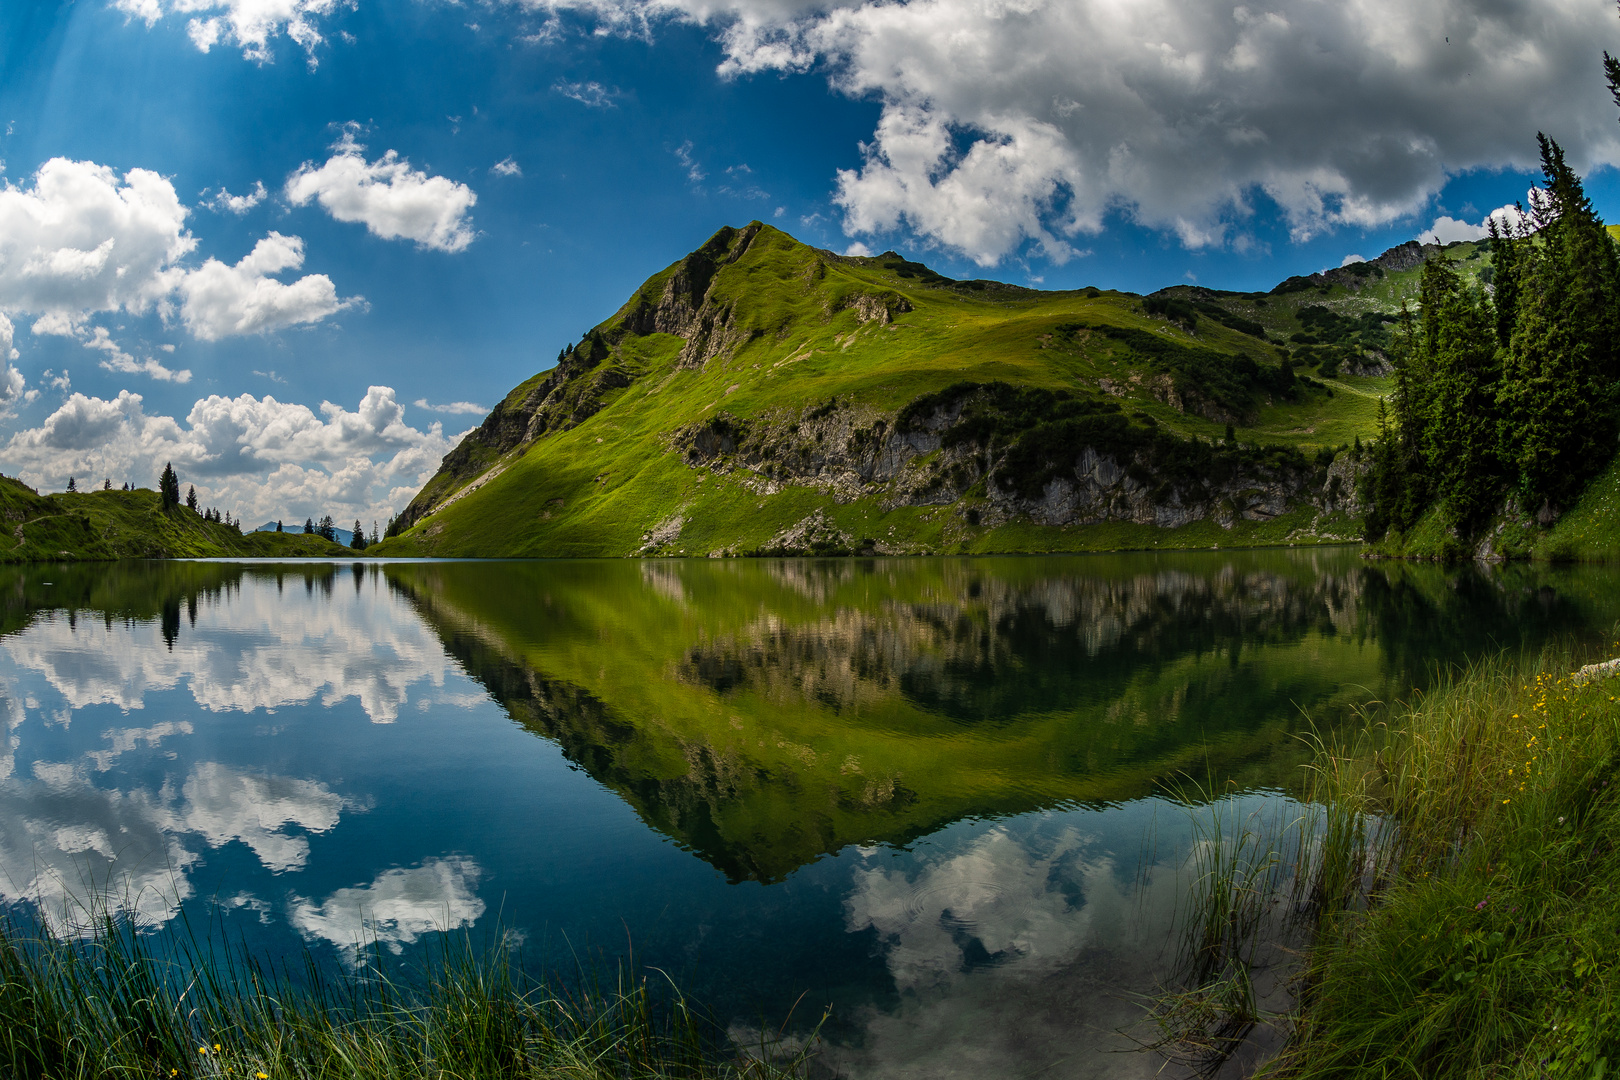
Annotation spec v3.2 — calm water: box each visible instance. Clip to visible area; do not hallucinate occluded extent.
[1,551,1616,1077]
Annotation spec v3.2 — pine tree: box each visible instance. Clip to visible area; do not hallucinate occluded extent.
[66,477,76,492]
[276,520,283,533]
[186,485,198,512]
[304,517,314,534]
[102,478,110,491]
[318,515,336,542]
[158,463,180,513]
[350,519,366,549]
[1418,257,1502,529]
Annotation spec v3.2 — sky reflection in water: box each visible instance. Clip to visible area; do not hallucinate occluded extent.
[0,554,1615,1077]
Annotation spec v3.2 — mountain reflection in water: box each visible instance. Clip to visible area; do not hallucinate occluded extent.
[0,554,1614,1077]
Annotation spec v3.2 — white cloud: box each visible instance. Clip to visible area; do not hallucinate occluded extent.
[0,315,29,418]
[1420,198,1533,244]
[178,232,356,341]
[0,385,464,527]
[0,157,194,321]
[843,241,871,257]
[518,0,1620,265]
[673,140,705,183]
[83,326,192,383]
[554,80,618,107]
[208,180,268,215]
[1340,254,1366,267]
[413,398,487,415]
[0,158,351,343]
[289,857,485,963]
[115,0,348,65]
[491,157,522,177]
[174,762,344,873]
[285,130,478,253]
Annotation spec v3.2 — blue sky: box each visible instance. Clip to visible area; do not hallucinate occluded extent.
[0,0,1617,526]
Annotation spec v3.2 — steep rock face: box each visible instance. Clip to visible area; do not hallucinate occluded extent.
[662,387,1362,554]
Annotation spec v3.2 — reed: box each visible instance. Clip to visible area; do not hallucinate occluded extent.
[1154,644,1620,1077]
[0,910,820,1080]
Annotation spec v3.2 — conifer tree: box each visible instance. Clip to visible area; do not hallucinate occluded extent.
[304,517,314,534]
[350,519,366,549]
[66,477,76,492]
[186,485,198,512]
[158,463,180,512]
[1497,136,1620,514]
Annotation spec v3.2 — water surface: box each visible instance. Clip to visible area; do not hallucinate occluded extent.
[0,551,1614,1077]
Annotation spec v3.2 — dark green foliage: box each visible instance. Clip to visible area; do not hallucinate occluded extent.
[186,485,198,512]
[1496,136,1620,513]
[65,477,76,493]
[1367,135,1620,545]
[351,519,367,549]
[318,515,337,543]
[158,463,180,514]
[304,517,315,535]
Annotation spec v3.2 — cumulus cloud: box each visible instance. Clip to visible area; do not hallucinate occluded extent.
[285,130,478,252]
[0,157,194,325]
[178,232,356,341]
[0,385,464,527]
[516,0,1620,264]
[1420,199,1533,244]
[0,315,32,418]
[0,158,351,346]
[207,180,268,214]
[115,0,348,65]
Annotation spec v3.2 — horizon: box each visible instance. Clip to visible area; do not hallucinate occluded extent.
[1,0,1617,525]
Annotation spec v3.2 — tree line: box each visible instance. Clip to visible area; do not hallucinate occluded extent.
[1366,132,1620,542]
[155,462,378,548]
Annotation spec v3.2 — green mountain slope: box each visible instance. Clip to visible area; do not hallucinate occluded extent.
[0,477,354,561]
[379,224,1487,558]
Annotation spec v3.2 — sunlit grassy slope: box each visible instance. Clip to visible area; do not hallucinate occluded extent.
[0,477,352,561]
[378,226,1485,558]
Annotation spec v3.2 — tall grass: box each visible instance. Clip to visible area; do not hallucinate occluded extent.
[1161,645,1620,1077]
[0,911,820,1080]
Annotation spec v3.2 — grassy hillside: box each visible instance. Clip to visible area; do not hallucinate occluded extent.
[0,476,354,561]
[379,224,1482,558]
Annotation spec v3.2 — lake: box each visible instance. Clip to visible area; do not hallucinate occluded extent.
[0,551,1615,1078]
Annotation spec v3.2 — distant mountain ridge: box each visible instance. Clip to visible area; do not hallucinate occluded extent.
[376,224,1491,558]
[253,520,355,547]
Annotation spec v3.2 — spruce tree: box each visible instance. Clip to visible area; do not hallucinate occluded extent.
[304,517,314,534]
[186,485,198,512]
[350,519,366,549]
[1497,135,1620,513]
[158,463,180,512]
[66,477,76,492]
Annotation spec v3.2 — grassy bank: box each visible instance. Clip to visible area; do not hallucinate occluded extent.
[1172,646,1620,1076]
[1371,454,1620,563]
[0,477,354,561]
[0,915,812,1080]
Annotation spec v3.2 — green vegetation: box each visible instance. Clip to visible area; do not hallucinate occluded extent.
[1158,646,1620,1077]
[0,475,352,561]
[0,914,809,1080]
[1366,134,1620,558]
[377,222,1440,559]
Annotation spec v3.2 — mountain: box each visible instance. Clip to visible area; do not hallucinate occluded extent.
[0,479,355,561]
[377,223,1493,558]
[253,520,355,547]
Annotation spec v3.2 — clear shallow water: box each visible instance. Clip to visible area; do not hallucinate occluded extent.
[0,552,1617,1077]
